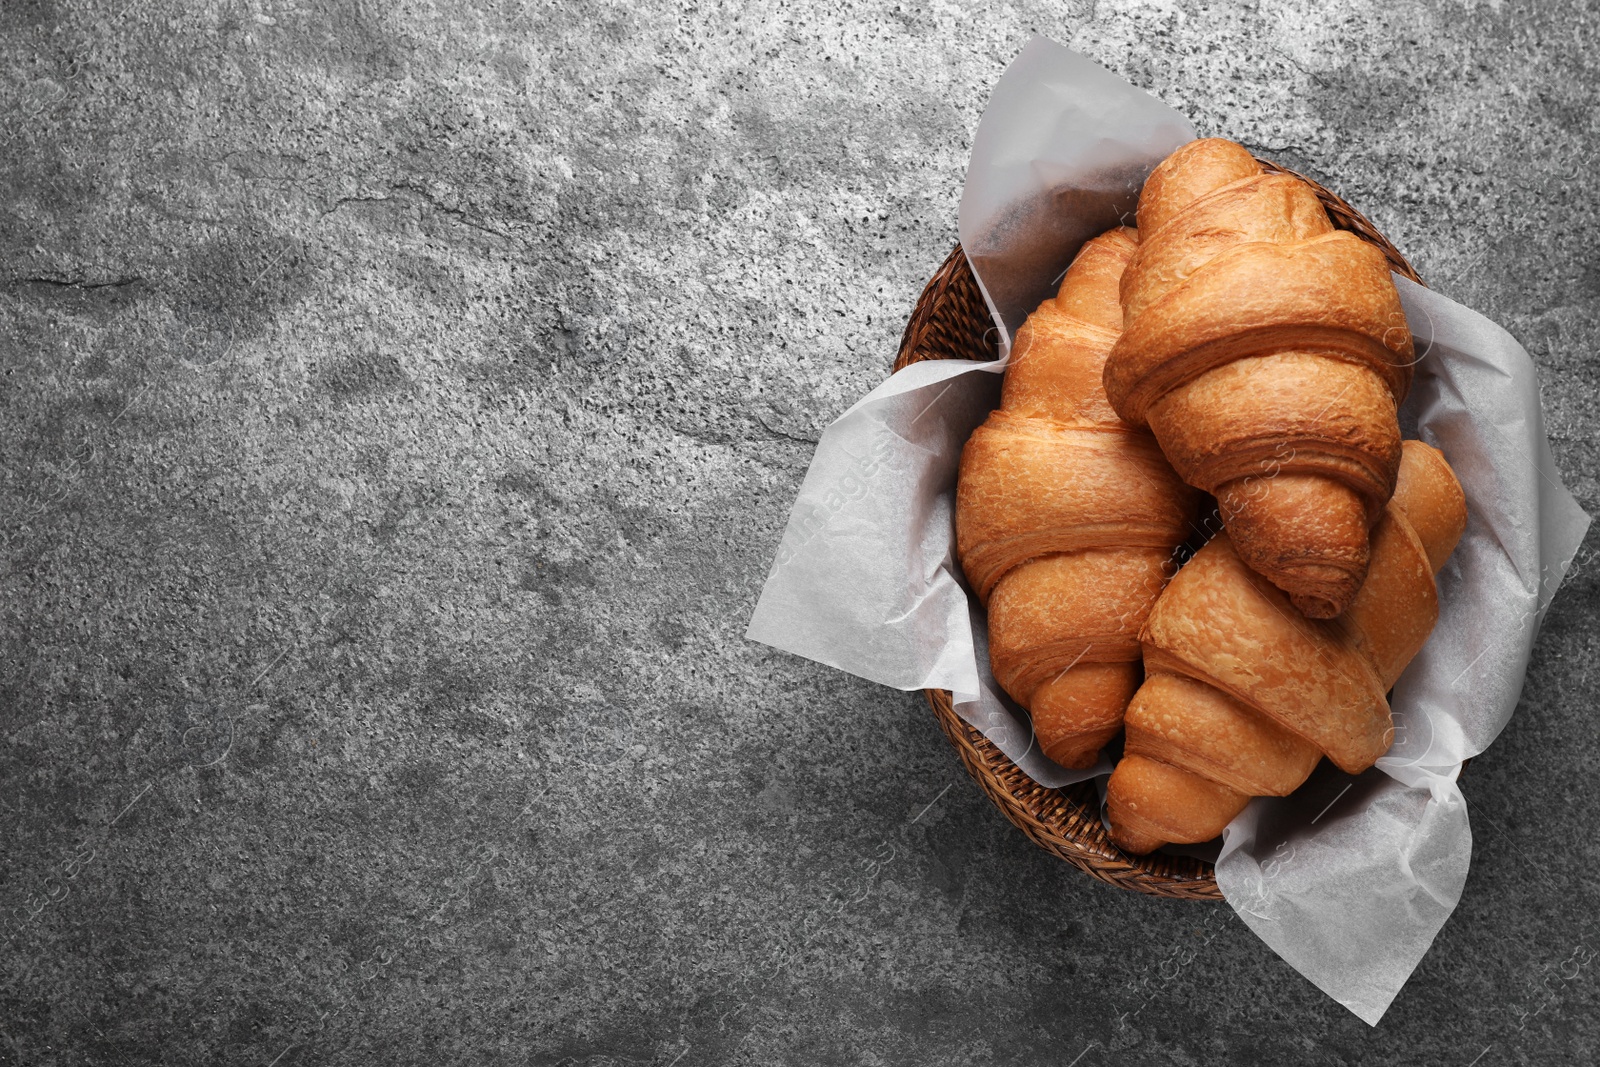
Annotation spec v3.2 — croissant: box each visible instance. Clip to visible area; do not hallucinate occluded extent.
[1104,138,1415,619]
[955,228,1199,769]
[1105,439,1467,855]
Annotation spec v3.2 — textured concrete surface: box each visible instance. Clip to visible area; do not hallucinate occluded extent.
[1,1,1597,1063]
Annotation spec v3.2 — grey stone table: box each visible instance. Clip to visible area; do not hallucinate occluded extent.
[2,1,1596,1063]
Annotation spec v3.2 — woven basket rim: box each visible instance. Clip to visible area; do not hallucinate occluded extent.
[897,154,1423,899]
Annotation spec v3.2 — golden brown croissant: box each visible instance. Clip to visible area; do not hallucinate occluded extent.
[1105,439,1467,855]
[1104,138,1415,619]
[956,228,1199,769]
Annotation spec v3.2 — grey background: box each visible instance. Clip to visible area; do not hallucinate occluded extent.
[2,1,1596,1064]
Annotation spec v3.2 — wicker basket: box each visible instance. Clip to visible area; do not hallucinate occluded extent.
[895,158,1424,899]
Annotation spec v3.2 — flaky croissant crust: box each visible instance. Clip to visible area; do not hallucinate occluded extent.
[1103,138,1415,619]
[1106,439,1467,855]
[955,228,1198,769]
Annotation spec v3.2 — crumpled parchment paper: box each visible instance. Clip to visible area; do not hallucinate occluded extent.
[746,37,1591,1025]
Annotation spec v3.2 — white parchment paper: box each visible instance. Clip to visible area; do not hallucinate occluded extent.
[745,37,1591,1024]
